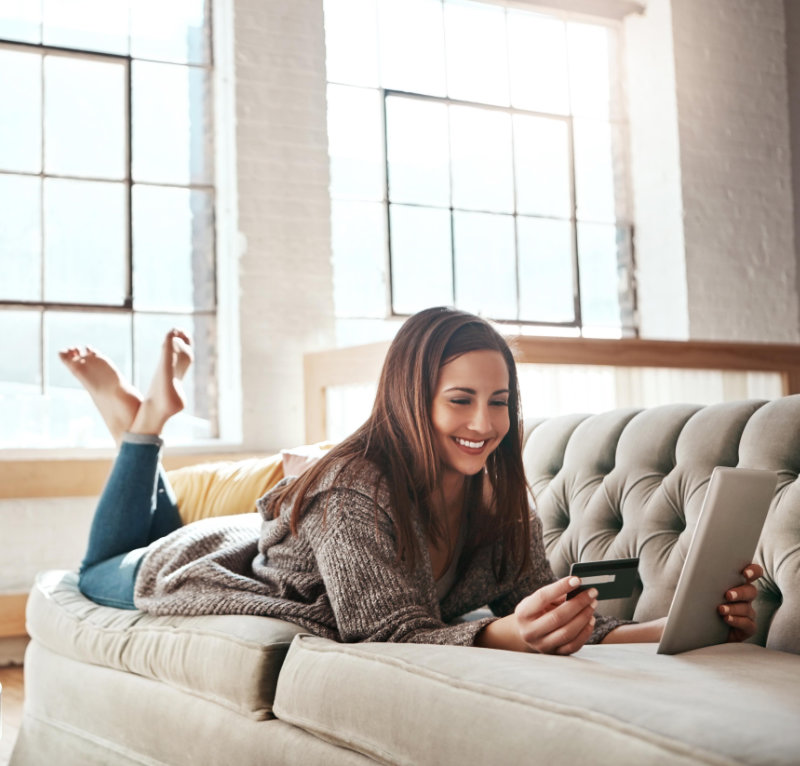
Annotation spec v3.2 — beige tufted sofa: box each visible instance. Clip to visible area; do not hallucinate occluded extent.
[11,397,800,766]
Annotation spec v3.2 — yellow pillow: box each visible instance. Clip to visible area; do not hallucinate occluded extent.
[167,454,285,524]
[166,442,335,524]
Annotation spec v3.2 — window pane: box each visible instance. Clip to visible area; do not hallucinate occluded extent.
[43,310,132,447]
[331,199,388,318]
[453,211,516,319]
[450,105,513,213]
[132,185,215,312]
[42,0,128,55]
[0,174,41,301]
[517,217,574,323]
[386,96,450,207]
[327,84,384,201]
[508,11,568,115]
[134,312,216,440]
[324,0,380,87]
[378,0,446,97]
[0,0,41,43]
[0,49,42,173]
[568,22,620,119]
[574,118,628,223]
[43,178,127,304]
[444,0,509,106]
[45,310,132,391]
[577,222,623,329]
[132,61,212,186]
[514,114,571,218]
[0,310,40,386]
[130,0,210,65]
[44,54,126,180]
[390,204,452,314]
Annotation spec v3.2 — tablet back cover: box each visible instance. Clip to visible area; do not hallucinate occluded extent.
[657,466,777,655]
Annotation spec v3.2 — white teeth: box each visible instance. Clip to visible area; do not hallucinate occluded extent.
[455,437,486,449]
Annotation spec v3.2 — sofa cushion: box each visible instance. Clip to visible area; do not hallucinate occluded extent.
[274,635,800,766]
[26,570,307,720]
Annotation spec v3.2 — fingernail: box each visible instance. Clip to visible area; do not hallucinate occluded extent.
[569,577,580,587]
[720,605,730,615]
[591,599,598,610]
[744,569,753,579]
[590,616,596,627]
[588,588,599,599]
[729,590,738,601]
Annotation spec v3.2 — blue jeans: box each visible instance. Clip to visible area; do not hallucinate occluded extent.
[78,434,183,609]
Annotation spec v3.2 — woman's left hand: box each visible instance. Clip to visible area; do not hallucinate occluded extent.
[719,563,763,642]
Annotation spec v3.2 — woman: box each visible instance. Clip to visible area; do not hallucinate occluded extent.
[63,307,761,654]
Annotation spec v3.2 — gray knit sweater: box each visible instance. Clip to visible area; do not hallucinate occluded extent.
[134,457,627,646]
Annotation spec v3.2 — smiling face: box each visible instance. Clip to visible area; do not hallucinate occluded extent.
[430,349,511,484]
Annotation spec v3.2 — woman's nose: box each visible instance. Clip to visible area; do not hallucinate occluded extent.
[468,405,491,433]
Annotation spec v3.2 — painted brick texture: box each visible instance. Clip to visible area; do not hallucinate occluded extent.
[235,0,336,451]
[672,0,798,342]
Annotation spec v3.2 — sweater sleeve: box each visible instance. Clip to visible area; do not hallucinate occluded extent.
[486,512,632,644]
[300,487,496,646]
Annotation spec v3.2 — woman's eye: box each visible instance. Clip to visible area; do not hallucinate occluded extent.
[491,400,509,407]
[450,398,470,405]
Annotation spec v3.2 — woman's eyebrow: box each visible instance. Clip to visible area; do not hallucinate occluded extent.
[443,386,510,395]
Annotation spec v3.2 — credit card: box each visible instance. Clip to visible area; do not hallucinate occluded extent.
[566,557,639,601]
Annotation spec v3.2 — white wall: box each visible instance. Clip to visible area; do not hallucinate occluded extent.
[626,0,800,342]
[234,0,336,453]
[0,497,94,590]
[786,0,800,318]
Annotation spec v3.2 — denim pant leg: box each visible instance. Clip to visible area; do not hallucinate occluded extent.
[149,466,183,542]
[79,434,183,609]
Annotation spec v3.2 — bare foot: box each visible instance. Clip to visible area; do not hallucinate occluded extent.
[59,346,143,443]
[129,329,193,436]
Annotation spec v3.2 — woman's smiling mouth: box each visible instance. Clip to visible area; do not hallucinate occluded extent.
[454,437,487,451]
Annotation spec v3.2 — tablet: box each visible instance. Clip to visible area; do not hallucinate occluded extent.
[657,466,777,655]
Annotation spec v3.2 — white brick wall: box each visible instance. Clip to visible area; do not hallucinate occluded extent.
[629,0,799,343]
[235,0,335,452]
[674,0,798,342]
[785,0,800,321]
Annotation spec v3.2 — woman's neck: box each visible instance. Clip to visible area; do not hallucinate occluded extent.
[435,471,468,522]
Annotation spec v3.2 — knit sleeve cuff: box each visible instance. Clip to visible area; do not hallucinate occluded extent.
[587,615,635,644]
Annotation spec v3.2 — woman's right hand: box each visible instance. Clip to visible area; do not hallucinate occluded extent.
[512,576,598,655]
[475,576,598,654]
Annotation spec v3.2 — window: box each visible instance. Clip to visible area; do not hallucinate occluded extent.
[324,0,635,344]
[0,0,218,448]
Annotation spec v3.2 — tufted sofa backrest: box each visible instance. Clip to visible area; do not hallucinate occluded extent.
[522,396,800,654]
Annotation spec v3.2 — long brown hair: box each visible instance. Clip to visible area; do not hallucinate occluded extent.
[267,306,531,581]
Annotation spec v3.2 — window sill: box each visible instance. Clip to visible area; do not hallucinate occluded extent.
[0,446,270,500]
